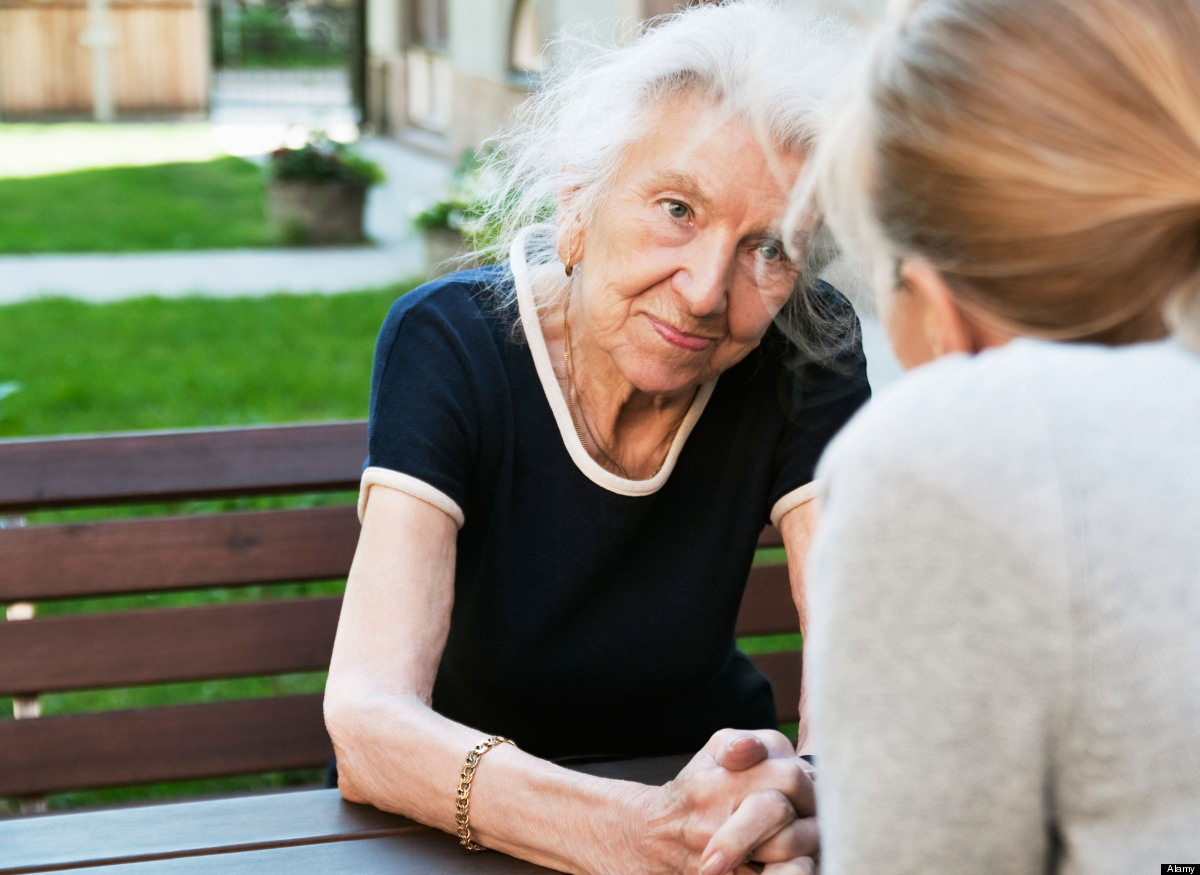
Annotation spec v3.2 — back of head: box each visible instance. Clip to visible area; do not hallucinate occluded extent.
[814,0,1200,349]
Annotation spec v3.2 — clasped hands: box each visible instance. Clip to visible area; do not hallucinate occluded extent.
[646,728,818,875]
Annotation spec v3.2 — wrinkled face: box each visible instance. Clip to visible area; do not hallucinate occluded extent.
[569,91,804,397]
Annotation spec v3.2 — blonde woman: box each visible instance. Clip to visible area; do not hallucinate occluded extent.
[801,0,1200,870]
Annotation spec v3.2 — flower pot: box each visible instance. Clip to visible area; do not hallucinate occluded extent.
[268,179,368,246]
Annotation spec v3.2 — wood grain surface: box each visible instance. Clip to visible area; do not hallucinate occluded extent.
[0,694,332,798]
[0,421,366,513]
[0,757,690,874]
[0,506,358,602]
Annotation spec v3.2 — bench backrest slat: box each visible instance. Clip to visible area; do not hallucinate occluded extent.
[736,565,796,637]
[0,422,801,806]
[0,598,341,696]
[0,422,367,514]
[0,507,359,602]
[756,526,783,549]
[0,577,796,696]
[0,695,331,798]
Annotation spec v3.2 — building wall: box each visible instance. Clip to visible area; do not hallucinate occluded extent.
[445,71,518,156]
[367,0,404,55]
[363,0,406,136]
[442,0,637,153]
[363,0,886,153]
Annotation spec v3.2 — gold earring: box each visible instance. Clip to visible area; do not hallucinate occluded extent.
[564,255,573,278]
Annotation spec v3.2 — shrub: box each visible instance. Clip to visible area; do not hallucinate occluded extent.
[411,148,507,255]
[268,137,385,188]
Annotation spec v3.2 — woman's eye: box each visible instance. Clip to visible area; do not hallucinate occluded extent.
[662,200,691,221]
[757,240,785,262]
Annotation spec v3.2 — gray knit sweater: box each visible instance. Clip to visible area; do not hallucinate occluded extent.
[807,337,1200,873]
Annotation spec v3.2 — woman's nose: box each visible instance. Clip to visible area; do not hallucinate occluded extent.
[674,244,734,317]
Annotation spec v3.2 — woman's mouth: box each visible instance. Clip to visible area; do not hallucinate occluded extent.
[647,316,714,351]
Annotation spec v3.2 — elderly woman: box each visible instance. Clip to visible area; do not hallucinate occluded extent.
[800,0,1200,870]
[324,3,869,873]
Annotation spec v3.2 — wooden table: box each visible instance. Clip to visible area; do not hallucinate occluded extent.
[0,755,688,873]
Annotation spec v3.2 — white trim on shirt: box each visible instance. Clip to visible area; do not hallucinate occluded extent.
[358,466,466,528]
[770,480,821,529]
[509,229,717,497]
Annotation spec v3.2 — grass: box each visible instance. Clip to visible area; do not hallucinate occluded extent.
[0,157,277,254]
[0,124,230,180]
[0,289,411,438]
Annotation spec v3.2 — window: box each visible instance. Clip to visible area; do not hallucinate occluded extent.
[408,0,448,50]
[509,0,544,76]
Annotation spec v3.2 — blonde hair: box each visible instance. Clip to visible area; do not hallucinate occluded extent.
[807,0,1200,349]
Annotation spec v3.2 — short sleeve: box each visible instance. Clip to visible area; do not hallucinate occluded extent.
[768,286,871,524]
[364,281,493,526]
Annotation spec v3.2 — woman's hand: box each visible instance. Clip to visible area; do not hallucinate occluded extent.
[638,728,817,875]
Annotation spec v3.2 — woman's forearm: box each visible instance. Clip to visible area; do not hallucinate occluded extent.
[324,686,663,874]
[780,500,820,756]
[326,685,818,875]
[326,488,663,873]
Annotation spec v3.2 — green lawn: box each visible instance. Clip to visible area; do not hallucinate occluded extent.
[0,123,230,179]
[0,288,412,438]
[0,157,276,254]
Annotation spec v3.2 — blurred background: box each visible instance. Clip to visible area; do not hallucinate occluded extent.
[0,0,895,445]
[0,0,896,814]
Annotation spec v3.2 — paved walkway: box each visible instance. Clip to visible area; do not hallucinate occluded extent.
[0,137,451,302]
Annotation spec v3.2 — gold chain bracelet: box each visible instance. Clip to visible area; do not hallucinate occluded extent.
[455,735,516,851]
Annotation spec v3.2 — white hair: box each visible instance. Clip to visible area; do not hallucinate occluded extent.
[473,0,861,356]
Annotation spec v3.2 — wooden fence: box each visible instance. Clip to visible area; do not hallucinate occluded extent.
[0,0,209,117]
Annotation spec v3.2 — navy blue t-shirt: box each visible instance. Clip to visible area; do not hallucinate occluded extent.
[365,263,869,760]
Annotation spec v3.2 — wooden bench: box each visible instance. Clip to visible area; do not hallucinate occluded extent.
[0,421,800,812]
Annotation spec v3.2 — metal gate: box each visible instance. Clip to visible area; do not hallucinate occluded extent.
[209,0,364,126]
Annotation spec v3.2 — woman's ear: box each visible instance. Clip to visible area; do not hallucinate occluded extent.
[895,257,1012,360]
[897,257,972,358]
[556,188,584,269]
